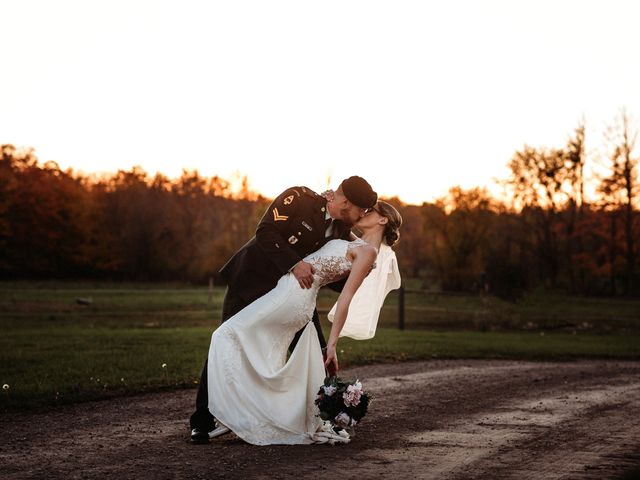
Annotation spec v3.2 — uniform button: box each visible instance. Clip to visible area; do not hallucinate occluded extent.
[298,232,301,235]
[321,207,325,212]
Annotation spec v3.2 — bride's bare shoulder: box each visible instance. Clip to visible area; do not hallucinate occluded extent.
[356,244,377,259]
[347,239,376,262]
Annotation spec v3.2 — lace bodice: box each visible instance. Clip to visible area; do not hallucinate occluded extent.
[304,238,369,287]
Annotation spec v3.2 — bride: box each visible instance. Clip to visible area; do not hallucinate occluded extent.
[206,201,402,445]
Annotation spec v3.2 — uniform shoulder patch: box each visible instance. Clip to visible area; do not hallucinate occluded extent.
[273,208,289,222]
[301,186,319,198]
[283,187,301,198]
[283,195,295,205]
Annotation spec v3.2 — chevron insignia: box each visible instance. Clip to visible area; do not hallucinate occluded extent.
[272,208,289,222]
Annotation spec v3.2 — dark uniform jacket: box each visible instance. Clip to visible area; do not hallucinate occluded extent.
[219,186,352,303]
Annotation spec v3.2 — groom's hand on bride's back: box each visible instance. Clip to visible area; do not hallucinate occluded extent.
[292,260,315,289]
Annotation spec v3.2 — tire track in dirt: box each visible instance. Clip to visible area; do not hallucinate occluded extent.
[346,380,640,479]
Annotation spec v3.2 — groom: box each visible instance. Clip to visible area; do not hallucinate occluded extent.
[190,176,377,443]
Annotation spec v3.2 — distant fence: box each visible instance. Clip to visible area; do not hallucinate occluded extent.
[317,286,481,331]
[397,287,481,330]
[211,276,480,331]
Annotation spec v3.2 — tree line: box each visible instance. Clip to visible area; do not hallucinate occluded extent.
[1,111,638,297]
[0,146,265,282]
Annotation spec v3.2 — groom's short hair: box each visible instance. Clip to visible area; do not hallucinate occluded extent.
[340,176,377,209]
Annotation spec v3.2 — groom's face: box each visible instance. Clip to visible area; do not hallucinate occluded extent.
[331,188,366,226]
[340,204,366,226]
[327,190,346,219]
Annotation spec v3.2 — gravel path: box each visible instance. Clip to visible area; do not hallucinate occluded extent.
[2,360,639,479]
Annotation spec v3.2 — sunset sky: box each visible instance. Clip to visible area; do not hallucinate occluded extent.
[1,0,639,204]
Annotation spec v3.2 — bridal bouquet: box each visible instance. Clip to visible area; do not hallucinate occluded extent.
[315,376,370,430]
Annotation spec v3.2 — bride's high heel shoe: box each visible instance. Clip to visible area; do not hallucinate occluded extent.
[208,424,231,439]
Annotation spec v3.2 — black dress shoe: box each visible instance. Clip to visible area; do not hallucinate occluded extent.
[190,428,210,444]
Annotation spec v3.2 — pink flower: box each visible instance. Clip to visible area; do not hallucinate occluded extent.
[343,384,363,407]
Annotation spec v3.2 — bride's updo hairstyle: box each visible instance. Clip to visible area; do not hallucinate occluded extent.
[376,201,402,246]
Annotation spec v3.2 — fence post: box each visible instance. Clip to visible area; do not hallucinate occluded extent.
[398,285,405,330]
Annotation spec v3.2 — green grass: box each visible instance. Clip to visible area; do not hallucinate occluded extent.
[2,326,638,413]
[336,329,640,363]
[1,280,639,412]
[1,325,207,411]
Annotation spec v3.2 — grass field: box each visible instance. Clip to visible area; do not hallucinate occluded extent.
[1,280,639,412]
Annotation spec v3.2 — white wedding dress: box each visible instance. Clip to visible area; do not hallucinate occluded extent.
[207,238,368,445]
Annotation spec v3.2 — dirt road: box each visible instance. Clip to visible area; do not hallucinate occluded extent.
[2,360,640,479]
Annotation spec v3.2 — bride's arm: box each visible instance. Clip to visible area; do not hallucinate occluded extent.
[324,245,377,373]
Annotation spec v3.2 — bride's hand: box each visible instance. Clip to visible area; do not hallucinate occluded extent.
[321,190,335,203]
[324,345,339,376]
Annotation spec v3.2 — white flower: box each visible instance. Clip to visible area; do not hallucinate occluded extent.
[2,384,9,390]
[334,412,352,429]
[323,385,337,396]
[162,363,167,368]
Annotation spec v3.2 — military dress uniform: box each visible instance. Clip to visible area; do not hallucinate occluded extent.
[190,186,352,434]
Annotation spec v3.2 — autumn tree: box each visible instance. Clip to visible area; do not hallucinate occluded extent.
[597,109,639,295]
[0,145,88,277]
[506,144,568,287]
[564,122,587,292]
[423,186,496,291]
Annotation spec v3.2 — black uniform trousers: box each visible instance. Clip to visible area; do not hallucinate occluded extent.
[189,287,327,432]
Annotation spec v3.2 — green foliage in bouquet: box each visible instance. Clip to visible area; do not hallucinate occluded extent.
[314,376,371,428]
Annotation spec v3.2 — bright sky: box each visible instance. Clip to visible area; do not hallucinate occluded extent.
[1,0,639,204]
